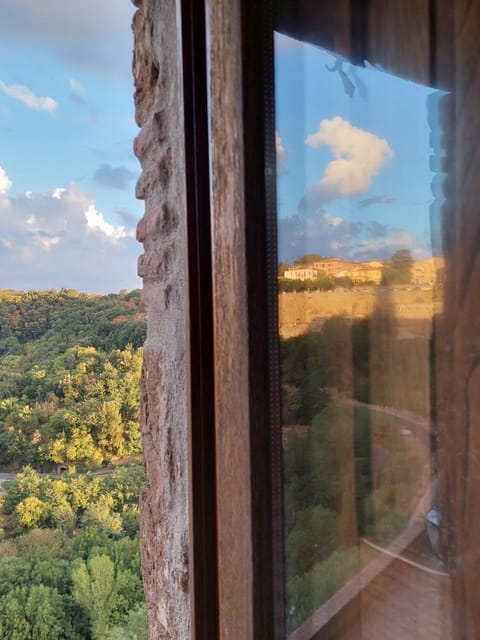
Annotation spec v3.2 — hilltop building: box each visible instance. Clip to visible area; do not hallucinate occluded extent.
[337,260,383,284]
[411,256,445,285]
[283,267,321,281]
[312,258,356,277]
[285,257,444,286]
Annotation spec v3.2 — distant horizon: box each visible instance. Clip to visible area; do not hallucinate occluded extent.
[0,286,142,297]
[279,252,443,265]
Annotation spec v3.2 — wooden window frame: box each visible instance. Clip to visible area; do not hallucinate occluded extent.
[182,1,283,638]
[182,2,387,638]
[181,1,480,639]
[181,2,219,639]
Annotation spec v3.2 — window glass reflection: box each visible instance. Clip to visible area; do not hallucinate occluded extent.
[275,32,446,637]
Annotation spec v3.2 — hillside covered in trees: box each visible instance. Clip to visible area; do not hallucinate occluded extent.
[0,466,147,640]
[0,289,146,471]
[0,289,147,639]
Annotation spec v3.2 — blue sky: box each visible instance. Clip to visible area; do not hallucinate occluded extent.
[275,32,445,263]
[0,1,141,293]
[0,13,445,292]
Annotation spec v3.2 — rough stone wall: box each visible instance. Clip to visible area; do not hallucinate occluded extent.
[131,1,191,638]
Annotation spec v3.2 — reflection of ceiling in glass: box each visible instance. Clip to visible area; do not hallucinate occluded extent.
[275,32,446,265]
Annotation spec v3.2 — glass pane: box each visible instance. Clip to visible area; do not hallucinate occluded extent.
[275,21,449,640]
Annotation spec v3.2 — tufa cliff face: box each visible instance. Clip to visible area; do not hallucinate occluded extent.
[278,287,441,339]
[132,0,191,638]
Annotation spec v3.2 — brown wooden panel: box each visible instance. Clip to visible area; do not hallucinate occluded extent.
[276,0,433,85]
[180,0,219,638]
[206,1,253,638]
[241,1,285,638]
[367,0,431,86]
[275,0,353,61]
[433,0,455,90]
[437,2,480,638]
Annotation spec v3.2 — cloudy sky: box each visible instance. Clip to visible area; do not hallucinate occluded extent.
[275,33,446,263]
[0,1,141,293]
[0,11,446,291]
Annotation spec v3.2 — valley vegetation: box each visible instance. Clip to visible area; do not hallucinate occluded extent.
[0,289,147,640]
[281,313,432,631]
[0,289,145,470]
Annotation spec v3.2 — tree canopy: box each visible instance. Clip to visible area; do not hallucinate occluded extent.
[0,290,145,471]
[293,253,323,265]
[381,249,413,285]
[0,289,147,640]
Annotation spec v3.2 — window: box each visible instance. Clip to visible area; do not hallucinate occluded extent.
[266,2,478,638]
[275,23,447,638]
[140,1,480,638]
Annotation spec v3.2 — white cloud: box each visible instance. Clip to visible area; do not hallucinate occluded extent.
[279,209,355,262]
[276,131,290,176]
[323,212,343,227]
[51,188,65,200]
[85,204,131,240]
[69,77,83,94]
[351,229,425,260]
[0,80,57,113]
[0,166,12,194]
[37,236,61,251]
[0,182,140,293]
[278,203,426,263]
[305,116,393,202]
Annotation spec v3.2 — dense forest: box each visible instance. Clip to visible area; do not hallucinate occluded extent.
[0,289,146,471]
[0,466,146,639]
[0,289,147,640]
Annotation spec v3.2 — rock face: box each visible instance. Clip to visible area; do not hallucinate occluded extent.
[278,288,440,339]
[131,1,191,638]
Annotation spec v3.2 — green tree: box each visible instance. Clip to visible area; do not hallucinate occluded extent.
[51,501,76,531]
[107,603,147,640]
[0,588,31,640]
[72,554,117,640]
[24,584,67,640]
[83,494,123,535]
[112,568,144,625]
[293,253,323,265]
[381,249,413,284]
